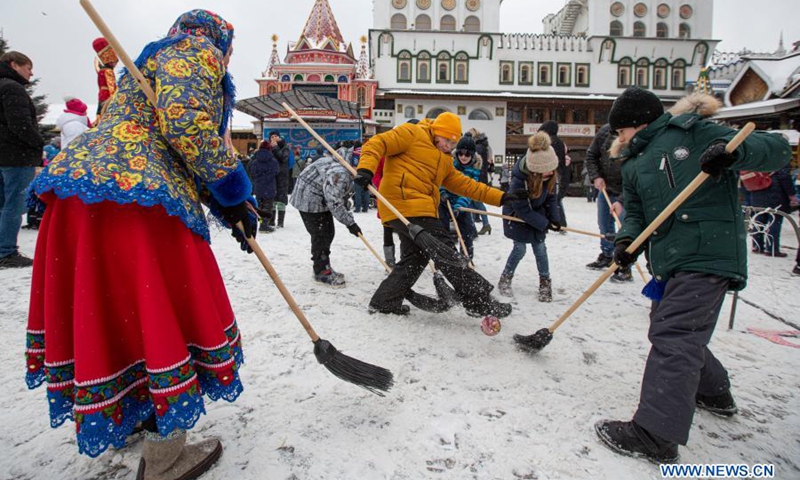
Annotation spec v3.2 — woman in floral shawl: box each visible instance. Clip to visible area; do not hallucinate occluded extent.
[25,10,256,479]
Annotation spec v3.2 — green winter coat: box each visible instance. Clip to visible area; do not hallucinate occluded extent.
[615,94,792,290]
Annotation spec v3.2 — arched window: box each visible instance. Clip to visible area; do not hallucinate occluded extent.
[633,21,646,37]
[441,15,456,31]
[391,13,407,30]
[464,15,481,32]
[454,53,469,83]
[679,23,691,38]
[635,59,649,87]
[415,14,431,31]
[417,52,431,82]
[618,58,632,87]
[337,75,349,83]
[576,64,589,86]
[307,74,321,83]
[293,74,304,82]
[539,63,552,85]
[437,52,451,83]
[404,106,416,118]
[558,64,571,86]
[500,62,513,84]
[357,87,367,107]
[610,20,623,37]
[426,107,450,119]
[324,75,335,83]
[267,85,278,94]
[672,60,686,89]
[398,51,412,82]
[468,108,492,121]
[281,74,291,82]
[653,59,667,89]
[656,22,669,38]
[519,63,533,85]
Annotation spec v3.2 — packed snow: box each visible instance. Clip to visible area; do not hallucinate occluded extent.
[2,197,798,479]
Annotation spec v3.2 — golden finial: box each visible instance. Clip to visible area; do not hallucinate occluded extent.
[271,34,279,44]
[360,35,367,44]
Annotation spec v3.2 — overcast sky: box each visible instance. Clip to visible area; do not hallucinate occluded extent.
[3,0,798,125]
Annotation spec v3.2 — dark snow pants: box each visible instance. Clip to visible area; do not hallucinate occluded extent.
[369,217,492,310]
[633,271,732,445]
[299,211,335,274]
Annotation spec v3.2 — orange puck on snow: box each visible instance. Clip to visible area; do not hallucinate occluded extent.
[480,315,502,336]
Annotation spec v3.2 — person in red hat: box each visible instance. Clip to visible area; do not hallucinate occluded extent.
[92,37,118,121]
[57,97,91,147]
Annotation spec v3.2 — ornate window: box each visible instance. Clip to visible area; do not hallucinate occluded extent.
[398,51,412,82]
[337,75,349,83]
[538,62,552,86]
[267,85,278,94]
[324,75,335,83]
[391,14,407,30]
[610,20,623,37]
[679,23,691,38]
[426,107,450,119]
[634,21,646,37]
[468,108,492,121]
[436,52,451,83]
[454,53,469,83]
[656,22,669,38]
[281,74,291,82]
[464,15,480,32]
[404,106,416,118]
[671,60,686,90]
[618,58,632,87]
[500,61,514,84]
[417,52,431,82]
[357,87,367,107]
[519,62,533,85]
[576,64,590,87]
[653,60,668,89]
[293,74,304,82]
[415,14,432,30]
[635,59,649,87]
[441,15,456,31]
[557,63,572,86]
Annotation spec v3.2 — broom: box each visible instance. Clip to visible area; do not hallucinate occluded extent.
[514,122,756,352]
[600,188,649,284]
[457,207,610,240]
[446,199,475,269]
[80,0,393,395]
[283,103,471,270]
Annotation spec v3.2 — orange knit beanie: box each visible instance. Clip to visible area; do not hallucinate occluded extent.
[431,112,462,141]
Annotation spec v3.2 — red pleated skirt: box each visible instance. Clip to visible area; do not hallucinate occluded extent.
[25,194,244,457]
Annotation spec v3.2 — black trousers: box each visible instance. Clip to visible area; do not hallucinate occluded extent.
[633,271,731,445]
[370,217,492,309]
[299,211,335,274]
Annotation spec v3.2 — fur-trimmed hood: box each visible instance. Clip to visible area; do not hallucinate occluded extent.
[610,93,721,157]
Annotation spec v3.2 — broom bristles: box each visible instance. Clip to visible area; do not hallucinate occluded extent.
[314,339,394,396]
[513,328,553,351]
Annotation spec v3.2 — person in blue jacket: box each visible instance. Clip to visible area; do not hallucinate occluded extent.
[496,132,562,302]
[439,133,480,259]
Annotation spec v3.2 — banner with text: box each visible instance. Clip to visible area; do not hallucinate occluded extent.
[523,123,597,137]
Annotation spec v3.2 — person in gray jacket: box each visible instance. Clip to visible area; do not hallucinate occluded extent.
[290,154,361,287]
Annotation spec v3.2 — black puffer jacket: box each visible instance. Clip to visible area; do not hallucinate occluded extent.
[584,124,624,196]
[273,140,291,204]
[0,61,44,167]
[539,121,568,198]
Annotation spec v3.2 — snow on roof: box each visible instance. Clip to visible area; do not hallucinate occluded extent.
[746,53,800,95]
[382,89,619,101]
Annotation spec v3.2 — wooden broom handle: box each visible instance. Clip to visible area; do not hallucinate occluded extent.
[282,103,413,227]
[445,200,475,269]
[548,122,756,333]
[600,188,649,284]
[80,0,157,106]
[359,233,392,273]
[239,223,320,342]
[457,207,604,239]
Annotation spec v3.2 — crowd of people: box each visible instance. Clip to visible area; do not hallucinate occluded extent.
[0,8,797,478]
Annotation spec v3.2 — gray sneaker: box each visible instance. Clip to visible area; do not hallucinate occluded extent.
[0,252,34,269]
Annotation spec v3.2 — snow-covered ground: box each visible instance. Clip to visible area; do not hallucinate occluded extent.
[2,198,799,480]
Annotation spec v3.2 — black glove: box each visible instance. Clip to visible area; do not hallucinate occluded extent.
[347,223,362,237]
[613,240,640,268]
[354,169,374,188]
[500,189,528,205]
[699,142,737,179]
[218,200,258,253]
[547,220,562,232]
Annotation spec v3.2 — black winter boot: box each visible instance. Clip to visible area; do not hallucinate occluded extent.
[464,296,512,318]
[368,302,411,315]
[586,253,613,270]
[497,273,513,297]
[594,420,679,464]
[477,224,492,235]
[277,210,286,228]
[696,390,738,417]
[611,267,633,283]
[538,277,552,302]
[383,245,396,269]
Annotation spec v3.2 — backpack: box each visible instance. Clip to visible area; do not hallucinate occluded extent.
[739,171,773,192]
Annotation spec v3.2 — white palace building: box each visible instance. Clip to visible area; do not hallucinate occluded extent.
[368,0,717,172]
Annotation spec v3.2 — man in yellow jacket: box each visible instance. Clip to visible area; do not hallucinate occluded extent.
[355,113,524,316]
